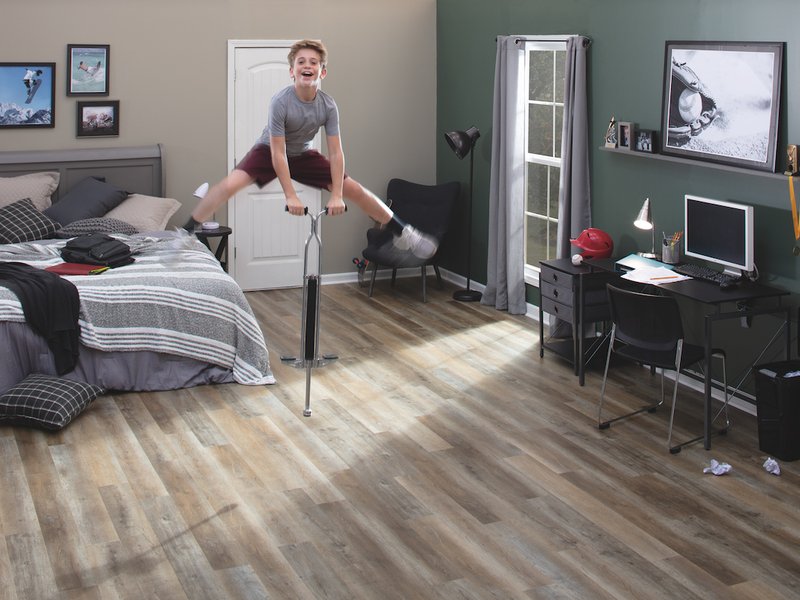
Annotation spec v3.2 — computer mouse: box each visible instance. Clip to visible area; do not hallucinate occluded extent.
[719,280,737,291]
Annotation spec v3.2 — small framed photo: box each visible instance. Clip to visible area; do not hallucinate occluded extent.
[0,62,55,128]
[634,128,656,153]
[67,44,109,96]
[76,100,119,137]
[617,121,634,151]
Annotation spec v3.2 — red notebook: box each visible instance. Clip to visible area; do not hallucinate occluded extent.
[45,263,109,276]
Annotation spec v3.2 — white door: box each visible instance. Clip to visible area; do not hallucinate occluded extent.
[228,41,322,290]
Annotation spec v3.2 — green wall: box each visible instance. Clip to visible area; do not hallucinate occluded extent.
[436,0,800,297]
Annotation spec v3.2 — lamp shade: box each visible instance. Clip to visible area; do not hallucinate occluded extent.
[193,182,209,199]
[634,197,653,230]
[444,126,481,160]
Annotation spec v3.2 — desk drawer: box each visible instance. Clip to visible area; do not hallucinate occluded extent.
[540,265,573,291]
[541,281,574,306]
[542,295,609,324]
[541,296,574,324]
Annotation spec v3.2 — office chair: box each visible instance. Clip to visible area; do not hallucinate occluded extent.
[362,178,459,302]
[598,284,730,453]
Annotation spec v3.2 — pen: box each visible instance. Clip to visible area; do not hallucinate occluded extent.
[651,275,679,280]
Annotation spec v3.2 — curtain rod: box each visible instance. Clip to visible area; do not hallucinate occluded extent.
[496,35,591,47]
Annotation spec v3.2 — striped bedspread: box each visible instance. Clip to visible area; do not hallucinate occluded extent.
[0,232,275,386]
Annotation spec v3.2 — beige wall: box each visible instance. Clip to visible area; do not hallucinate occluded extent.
[3,0,437,275]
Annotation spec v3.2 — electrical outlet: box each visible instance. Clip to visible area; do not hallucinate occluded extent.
[786,144,798,176]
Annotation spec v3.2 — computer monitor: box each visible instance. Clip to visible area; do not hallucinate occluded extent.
[684,194,754,277]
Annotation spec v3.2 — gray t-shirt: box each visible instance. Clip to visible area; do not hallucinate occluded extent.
[256,86,340,156]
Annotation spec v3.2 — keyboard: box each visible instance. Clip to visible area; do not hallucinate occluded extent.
[672,263,739,286]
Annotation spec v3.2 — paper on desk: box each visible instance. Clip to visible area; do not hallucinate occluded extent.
[621,266,691,284]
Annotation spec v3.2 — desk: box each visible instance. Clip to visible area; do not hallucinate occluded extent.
[196,226,232,272]
[588,258,791,450]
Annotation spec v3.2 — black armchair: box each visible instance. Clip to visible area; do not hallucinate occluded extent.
[362,178,459,302]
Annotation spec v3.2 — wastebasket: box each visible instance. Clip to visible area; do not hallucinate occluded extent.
[754,361,800,461]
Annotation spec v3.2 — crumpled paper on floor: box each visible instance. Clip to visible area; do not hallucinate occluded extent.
[763,457,781,476]
[703,459,732,476]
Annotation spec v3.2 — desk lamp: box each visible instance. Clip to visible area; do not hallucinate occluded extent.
[444,126,481,302]
[634,197,657,259]
[193,182,209,198]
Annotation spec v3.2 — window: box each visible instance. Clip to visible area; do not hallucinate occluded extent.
[523,39,567,284]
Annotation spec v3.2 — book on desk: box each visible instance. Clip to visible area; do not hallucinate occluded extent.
[615,253,672,273]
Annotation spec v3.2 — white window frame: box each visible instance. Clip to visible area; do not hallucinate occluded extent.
[522,37,569,287]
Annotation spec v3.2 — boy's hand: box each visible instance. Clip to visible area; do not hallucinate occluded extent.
[326,195,346,216]
[285,196,306,216]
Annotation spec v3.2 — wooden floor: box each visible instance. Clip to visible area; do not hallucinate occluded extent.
[2,278,799,599]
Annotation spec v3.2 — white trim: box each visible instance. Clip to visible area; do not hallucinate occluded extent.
[522,39,569,282]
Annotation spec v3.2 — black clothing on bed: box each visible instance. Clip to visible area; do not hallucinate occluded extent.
[0,262,81,375]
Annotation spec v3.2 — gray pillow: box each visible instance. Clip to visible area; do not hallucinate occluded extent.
[0,171,60,211]
[0,374,103,431]
[55,217,138,238]
[44,177,129,226]
[0,198,61,244]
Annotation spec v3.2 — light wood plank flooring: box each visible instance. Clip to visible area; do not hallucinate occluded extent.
[1,278,798,599]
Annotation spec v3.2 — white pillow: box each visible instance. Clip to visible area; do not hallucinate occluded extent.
[104,193,181,232]
[0,172,60,211]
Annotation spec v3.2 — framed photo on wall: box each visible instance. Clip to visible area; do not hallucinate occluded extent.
[76,100,119,137]
[634,128,656,153]
[617,121,634,151]
[660,40,783,172]
[0,62,55,128]
[67,44,109,96]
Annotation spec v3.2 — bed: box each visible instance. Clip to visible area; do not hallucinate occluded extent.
[0,144,275,397]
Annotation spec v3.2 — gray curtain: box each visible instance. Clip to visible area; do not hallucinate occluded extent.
[482,36,526,314]
[483,35,591,317]
[557,36,592,258]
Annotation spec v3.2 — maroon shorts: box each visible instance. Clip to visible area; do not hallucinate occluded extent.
[235,144,348,189]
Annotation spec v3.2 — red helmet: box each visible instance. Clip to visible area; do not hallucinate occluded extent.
[570,228,614,259]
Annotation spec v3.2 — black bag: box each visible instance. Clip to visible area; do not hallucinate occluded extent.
[61,233,134,268]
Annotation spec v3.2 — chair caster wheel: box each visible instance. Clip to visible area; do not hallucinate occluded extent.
[599,422,610,430]
[647,407,658,413]
[303,409,312,417]
[669,446,681,454]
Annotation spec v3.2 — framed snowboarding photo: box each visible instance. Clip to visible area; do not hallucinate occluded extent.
[67,44,109,96]
[0,62,56,128]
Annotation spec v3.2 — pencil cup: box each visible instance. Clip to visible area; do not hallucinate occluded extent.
[662,242,680,265]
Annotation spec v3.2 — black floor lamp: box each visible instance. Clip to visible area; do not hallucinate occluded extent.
[444,126,481,302]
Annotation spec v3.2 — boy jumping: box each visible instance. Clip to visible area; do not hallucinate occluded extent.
[184,38,437,259]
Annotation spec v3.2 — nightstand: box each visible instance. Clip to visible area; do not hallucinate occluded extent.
[539,258,618,385]
[196,226,232,272]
